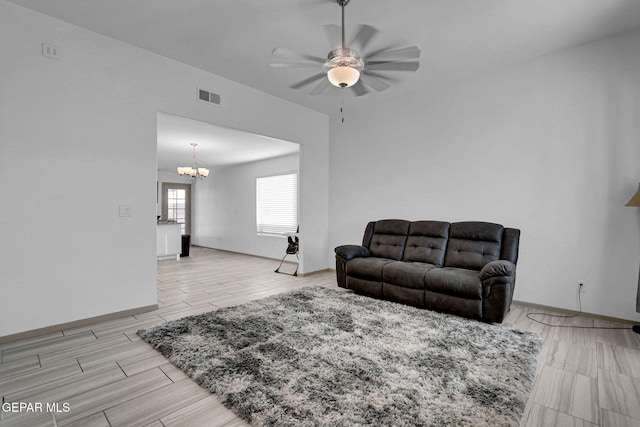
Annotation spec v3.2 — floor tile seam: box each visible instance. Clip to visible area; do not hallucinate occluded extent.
[72,410,111,427]
[0,356,80,386]
[536,364,598,422]
[182,299,219,308]
[115,361,129,379]
[532,403,598,426]
[75,342,156,370]
[52,370,175,425]
[60,316,140,337]
[598,369,640,420]
[558,369,599,425]
[0,363,85,400]
[0,365,43,385]
[155,394,213,426]
[603,409,640,424]
[597,341,640,357]
[596,351,640,379]
[4,377,125,408]
[598,366,640,386]
[92,330,144,344]
[592,366,602,425]
[37,337,132,365]
[0,333,66,354]
[0,331,98,359]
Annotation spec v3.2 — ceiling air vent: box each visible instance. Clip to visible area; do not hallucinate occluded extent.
[197,88,221,105]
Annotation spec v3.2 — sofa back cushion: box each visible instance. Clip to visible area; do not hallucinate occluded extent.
[367,220,410,260]
[402,221,450,267]
[500,228,520,264]
[444,222,504,270]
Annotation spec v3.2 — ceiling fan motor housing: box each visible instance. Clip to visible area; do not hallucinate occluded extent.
[325,48,364,70]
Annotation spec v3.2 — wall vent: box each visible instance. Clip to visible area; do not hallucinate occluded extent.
[197,88,221,105]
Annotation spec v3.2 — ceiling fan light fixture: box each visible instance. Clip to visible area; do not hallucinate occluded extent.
[327,65,360,88]
[269,0,420,97]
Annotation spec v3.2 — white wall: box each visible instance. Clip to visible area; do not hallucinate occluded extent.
[192,154,299,260]
[0,1,329,338]
[329,29,640,321]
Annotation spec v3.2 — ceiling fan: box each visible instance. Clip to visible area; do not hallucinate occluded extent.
[269,0,421,97]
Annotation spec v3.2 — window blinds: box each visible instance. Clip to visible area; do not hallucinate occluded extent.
[256,172,298,235]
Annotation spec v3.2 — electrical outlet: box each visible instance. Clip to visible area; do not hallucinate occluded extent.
[578,281,586,293]
[42,43,60,60]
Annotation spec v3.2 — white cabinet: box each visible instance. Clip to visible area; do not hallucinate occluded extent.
[157,223,181,260]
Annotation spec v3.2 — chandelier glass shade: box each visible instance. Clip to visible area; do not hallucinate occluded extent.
[177,143,209,179]
[177,166,209,178]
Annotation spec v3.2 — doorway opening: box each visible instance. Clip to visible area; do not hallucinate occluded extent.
[156,111,301,271]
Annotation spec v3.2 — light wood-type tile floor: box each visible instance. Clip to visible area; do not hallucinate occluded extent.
[1,246,639,426]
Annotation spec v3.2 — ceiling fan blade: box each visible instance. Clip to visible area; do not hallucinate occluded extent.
[272,47,325,64]
[323,24,342,50]
[365,69,401,84]
[366,61,420,72]
[309,78,331,96]
[289,73,326,90]
[349,24,380,53]
[366,46,421,62]
[269,62,322,69]
[360,72,391,92]
[351,81,369,97]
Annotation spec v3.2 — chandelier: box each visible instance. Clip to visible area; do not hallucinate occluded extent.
[177,143,209,179]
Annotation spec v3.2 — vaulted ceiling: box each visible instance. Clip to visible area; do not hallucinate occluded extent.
[9,0,640,116]
[9,0,640,169]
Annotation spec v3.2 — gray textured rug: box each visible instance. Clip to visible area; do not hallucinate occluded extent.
[138,286,542,426]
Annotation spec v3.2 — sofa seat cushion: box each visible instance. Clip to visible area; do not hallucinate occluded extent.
[347,257,394,281]
[424,267,482,299]
[383,261,437,290]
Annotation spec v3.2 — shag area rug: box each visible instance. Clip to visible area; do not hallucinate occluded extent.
[138,286,542,426]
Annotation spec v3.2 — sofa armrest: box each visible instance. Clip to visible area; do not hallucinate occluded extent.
[480,260,515,281]
[482,280,515,323]
[480,260,517,322]
[334,245,370,289]
[335,245,371,261]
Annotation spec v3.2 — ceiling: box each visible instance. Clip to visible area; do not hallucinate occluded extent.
[157,113,299,173]
[9,0,640,169]
[9,0,640,115]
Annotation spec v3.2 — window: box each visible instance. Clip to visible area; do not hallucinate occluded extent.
[256,172,298,235]
[162,183,191,235]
